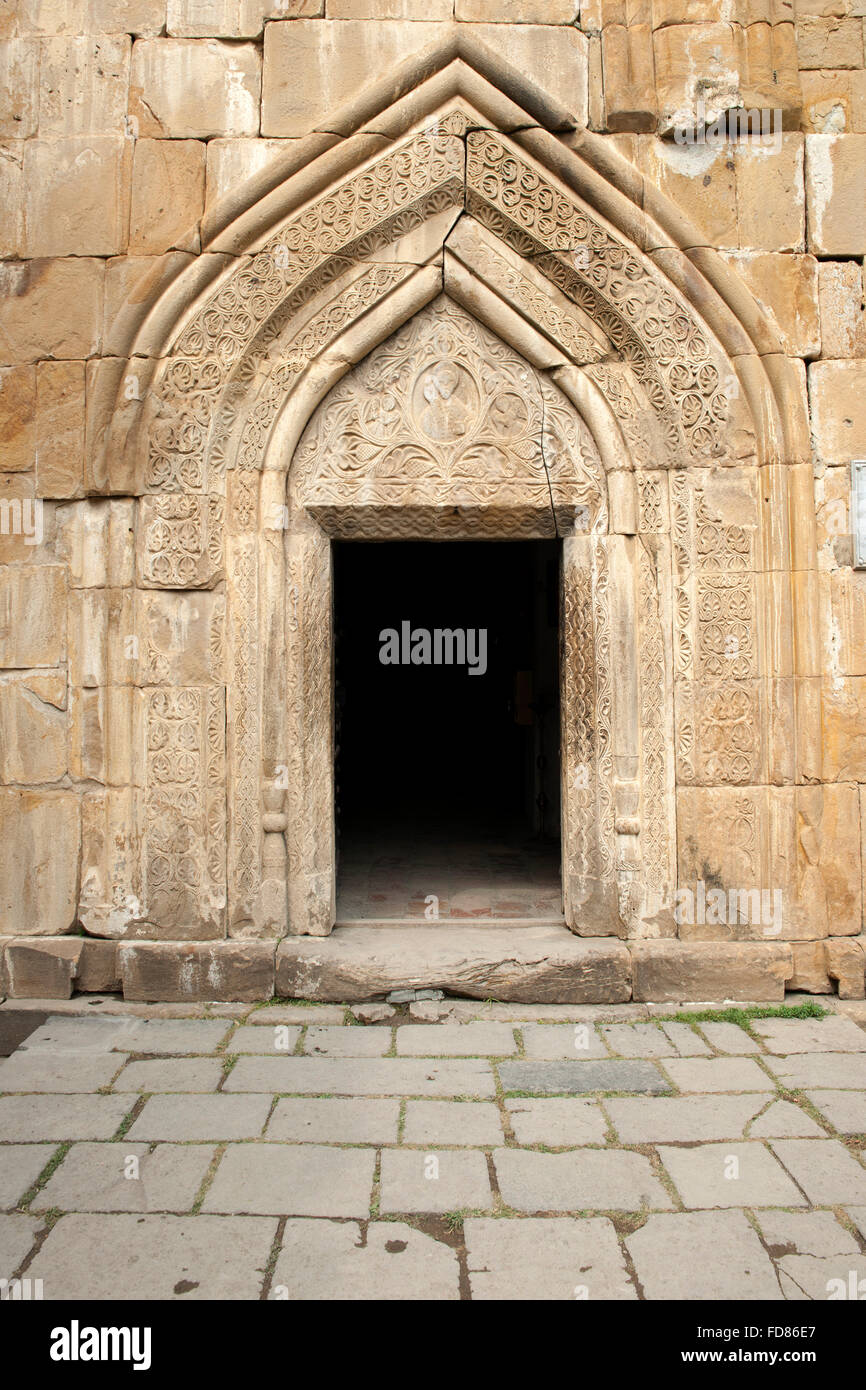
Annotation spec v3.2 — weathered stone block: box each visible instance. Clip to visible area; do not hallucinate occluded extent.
[818,260,866,358]
[718,252,819,358]
[129,38,261,138]
[76,937,121,992]
[204,136,295,211]
[0,670,67,782]
[136,494,224,589]
[6,937,83,997]
[38,35,131,137]
[653,23,742,136]
[276,927,632,1003]
[56,498,135,589]
[79,788,144,939]
[800,69,854,134]
[16,0,90,34]
[821,677,866,780]
[0,365,35,473]
[238,0,323,34]
[456,0,578,19]
[0,565,67,667]
[0,138,24,256]
[134,590,225,685]
[23,136,132,257]
[632,941,793,1001]
[788,940,832,994]
[796,15,864,68]
[809,360,866,463]
[602,24,657,132]
[129,139,205,255]
[825,937,866,1000]
[119,941,276,1002]
[166,0,242,35]
[90,0,166,34]
[35,360,85,498]
[103,254,195,357]
[806,134,866,254]
[736,135,805,251]
[0,258,103,364]
[0,790,80,937]
[0,39,39,139]
[0,475,56,565]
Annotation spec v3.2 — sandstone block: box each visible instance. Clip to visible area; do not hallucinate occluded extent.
[653,23,742,136]
[23,136,132,258]
[0,138,24,256]
[602,24,657,133]
[826,568,866,675]
[825,937,866,999]
[35,360,85,498]
[205,136,296,211]
[78,788,144,939]
[0,365,35,472]
[455,0,578,19]
[631,941,794,1001]
[0,475,56,565]
[16,0,90,34]
[0,670,67,782]
[0,790,80,937]
[800,69,853,134]
[56,497,135,589]
[736,135,805,251]
[6,937,83,997]
[822,677,866,779]
[90,0,167,34]
[818,260,866,357]
[809,360,866,463]
[134,590,225,685]
[0,565,67,666]
[0,39,39,139]
[119,942,277,1002]
[103,254,195,357]
[129,139,206,255]
[276,926,632,1003]
[76,937,121,993]
[796,15,864,67]
[238,0,323,35]
[166,0,242,34]
[789,939,832,993]
[129,38,261,138]
[806,134,866,254]
[0,258,104,364]
[626,135,736,244]
[718,252,818,357]
[38,35,131,137]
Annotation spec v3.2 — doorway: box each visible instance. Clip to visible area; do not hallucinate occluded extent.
[332,540,562,922]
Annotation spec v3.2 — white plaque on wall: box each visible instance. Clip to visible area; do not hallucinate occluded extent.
[854,461,866,569]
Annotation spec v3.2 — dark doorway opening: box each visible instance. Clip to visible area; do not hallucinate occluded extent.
[332,540,562,921]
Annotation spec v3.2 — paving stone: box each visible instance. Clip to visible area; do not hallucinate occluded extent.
[805,1090,866,1134]
[18,1015,143,1054]
[846,1207,866,1242]
[249,1005,345,1025]
[303,1026,390,1057]
[659,1022,712,1056]
[601,1024,678,1057]
[352,1004,395,1023]
[402,1101,504,1147]
[127,1094,271,1142]
[118,1019,232,1054]
[0,1094,132,1141]
[27,1213,277,1299]
[266,1098,399,1145]
[379,1149,492,1214]
[777,1253,866,1301]
[769,1139,866,1205]
[270,1219,459,1301]
[493,1148,673,1213]
[0,1144,55,1209]
[604,1095,771,1144]
[498,1059,669,1095]
[0,1053,122,1092]
[748,1100,826,1138]
[756,1210,860,1257]
[764,1054,866,1089]
[519,1024,610,1060]
[661,1057,771,1092]
[203,1144,375,1218]
[465,1216,637,1300]
[505,1098,608,1147]
[37,1142,214,1213]
[626,1211,782,1299]
[396,1023,517,1057]
[0,1213,42,1274]
[698,1022,761,1054]
[111,1058,224,1092]
[658,1142,806,1210]
[223,1057,496,1097]
[752,1017,866,1054]
[223,1025,301,1054]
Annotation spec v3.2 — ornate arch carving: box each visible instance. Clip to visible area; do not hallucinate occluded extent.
[88,49,817,950]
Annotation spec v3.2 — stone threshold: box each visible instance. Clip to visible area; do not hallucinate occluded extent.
[335,916,568,929]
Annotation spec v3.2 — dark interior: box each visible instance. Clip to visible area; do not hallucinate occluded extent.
[332,540,561,916]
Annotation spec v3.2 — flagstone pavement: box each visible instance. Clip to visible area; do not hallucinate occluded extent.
[1,994,866,1301]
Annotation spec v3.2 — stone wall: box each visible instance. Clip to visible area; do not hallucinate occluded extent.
[0,0,865,1002]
